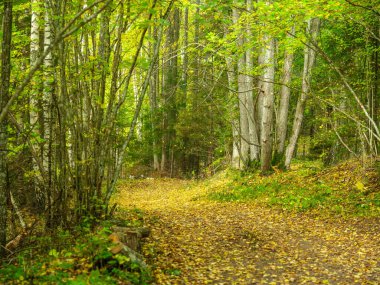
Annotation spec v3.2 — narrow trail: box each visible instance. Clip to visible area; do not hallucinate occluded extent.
[116,179,380,285]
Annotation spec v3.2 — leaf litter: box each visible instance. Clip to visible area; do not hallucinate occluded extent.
[115,172,380,284]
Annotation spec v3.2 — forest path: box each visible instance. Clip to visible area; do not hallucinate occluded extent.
[116,178,380,284]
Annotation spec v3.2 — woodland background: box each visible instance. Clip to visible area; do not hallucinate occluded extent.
[0,0,379,281]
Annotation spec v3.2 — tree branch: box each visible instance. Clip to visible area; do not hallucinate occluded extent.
[344,0,380,17]
[0,0,111,124]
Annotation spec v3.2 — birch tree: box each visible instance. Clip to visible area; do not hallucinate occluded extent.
[149,26,161,171]
[276,25,295,160]
[246,0,260,162]
[29,0,44,207]
[232,4,249,168]
[260,34,276,172]
[285,18,321,168]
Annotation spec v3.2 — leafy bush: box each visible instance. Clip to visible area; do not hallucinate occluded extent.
[0,223,151,284]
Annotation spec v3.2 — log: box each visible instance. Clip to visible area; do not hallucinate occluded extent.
[108,231,147,269]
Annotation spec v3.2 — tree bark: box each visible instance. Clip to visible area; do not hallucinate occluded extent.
[43,1,55,225]
[246,0,260,162]
[149,27,161,171]
[276,25,295,158]
[161,8,180,172]
[233,5,249,168]
[30,0,40,128]
[133,71,143,141]
[0,0,12,257]
[29,0,45,209]
[225,35,240,169]
[260,33,276,172]
[182,7,189,104]
[285,18,321,169]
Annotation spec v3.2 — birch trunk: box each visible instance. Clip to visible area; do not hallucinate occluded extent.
[43,2,54,216]
[182,7,189,103]
[225,42,240,169]
[30,0,40,128]
[285,18,321,168]
[256,53,264,139]
[246,0,260,162]
[149,71,160,170]
[149,28,160,171]
[260,34,276,172]
[29,0,45,205]
[276,25,295,157]
[233,6,249,168]
[133,71,143,141]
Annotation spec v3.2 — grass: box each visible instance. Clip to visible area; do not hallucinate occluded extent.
[207,159,380,216]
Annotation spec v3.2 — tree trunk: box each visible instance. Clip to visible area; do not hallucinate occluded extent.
[246,0,260,162]
[92,2,111,208]
[233,5,249,168]
[161,8,179,172]
[149,28,160,171]
[285,18,321,169]
[133,71,143,141]
[29,0,45,209]
[276,25,295,159]
[260,33,276,173]
[225,35,240,168]
[43,1,55,227]
[256,53,264,140]
[182,7,189,104]
[30,0,40,128]
[0,0,12,256]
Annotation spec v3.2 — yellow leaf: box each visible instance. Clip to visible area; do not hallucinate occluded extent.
[355,181,365,191]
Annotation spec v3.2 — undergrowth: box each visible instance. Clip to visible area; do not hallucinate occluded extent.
[0,215,151,284]
[207,159,380,216]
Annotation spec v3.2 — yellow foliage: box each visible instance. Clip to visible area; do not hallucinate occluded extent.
[114,165,380,284]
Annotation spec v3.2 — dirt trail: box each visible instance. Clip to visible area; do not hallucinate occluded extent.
[116,179,380,284]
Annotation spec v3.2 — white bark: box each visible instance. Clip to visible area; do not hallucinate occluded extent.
[30,0,40,127]
[256,52,264,139]
[148,27,160,171]
[43,2,53,165]
[260,34,276,172]
[285,18,321,168]
[225,49,240,169]
[246,0,260,161]
[276,25,295,155]
[29,0,45,203]
[10,192,26,230]
[233,5,249,168]
[133,72,143,141]
[42,2,54,212]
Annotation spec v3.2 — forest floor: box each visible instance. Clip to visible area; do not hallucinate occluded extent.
[116,162,380,284]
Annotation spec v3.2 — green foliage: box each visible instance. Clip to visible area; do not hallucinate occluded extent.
[207,160,380,216]
[0,223,151,284]
[209,175,333,211]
